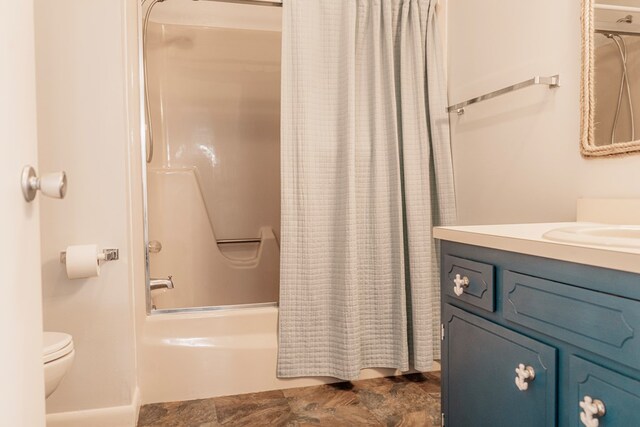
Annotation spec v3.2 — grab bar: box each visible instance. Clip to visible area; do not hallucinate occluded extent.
[217,238,262,245]
[447,75,560,115]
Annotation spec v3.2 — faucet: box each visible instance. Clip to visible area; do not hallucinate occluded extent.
[150,275,174,291]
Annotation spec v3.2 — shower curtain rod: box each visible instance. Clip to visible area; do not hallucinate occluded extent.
[194,0,282,7]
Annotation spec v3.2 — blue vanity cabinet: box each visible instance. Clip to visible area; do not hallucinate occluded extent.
[443,304,557,427]
[439,241,640,427]
[569,356,640,427]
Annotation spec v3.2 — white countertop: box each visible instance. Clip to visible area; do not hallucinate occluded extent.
[434,222,640,275]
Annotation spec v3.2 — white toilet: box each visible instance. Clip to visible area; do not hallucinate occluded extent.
[43,332,75,398]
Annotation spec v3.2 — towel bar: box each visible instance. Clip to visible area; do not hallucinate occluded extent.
[447,75,560,115]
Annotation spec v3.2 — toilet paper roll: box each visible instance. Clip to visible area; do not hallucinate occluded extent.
[65,244,100,279]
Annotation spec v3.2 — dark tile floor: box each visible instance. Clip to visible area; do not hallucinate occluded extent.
[138,372,441,427]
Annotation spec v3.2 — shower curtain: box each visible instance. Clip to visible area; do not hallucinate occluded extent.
[278,0,456,380]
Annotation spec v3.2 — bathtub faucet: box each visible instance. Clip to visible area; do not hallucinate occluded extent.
[150,276,174,291]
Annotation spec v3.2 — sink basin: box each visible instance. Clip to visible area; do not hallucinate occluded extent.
[543,225,640,249]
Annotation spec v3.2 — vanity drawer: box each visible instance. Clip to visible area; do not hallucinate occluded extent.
[569,356,640,426]
[443,254,495,312]
[503,271,640,371]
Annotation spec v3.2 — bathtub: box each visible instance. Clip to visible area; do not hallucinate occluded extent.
[139,306,419,404]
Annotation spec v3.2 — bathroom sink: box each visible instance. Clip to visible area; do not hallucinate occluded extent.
[543,225,640,249]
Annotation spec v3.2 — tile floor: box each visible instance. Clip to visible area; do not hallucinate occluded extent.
[137,372,441,426]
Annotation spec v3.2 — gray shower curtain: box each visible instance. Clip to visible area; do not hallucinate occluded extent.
[278,0,456,380]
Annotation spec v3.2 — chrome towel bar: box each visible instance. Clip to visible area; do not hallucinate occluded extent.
[447,75,560,115]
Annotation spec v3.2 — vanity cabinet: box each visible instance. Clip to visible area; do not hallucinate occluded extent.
[444,305,556,427]
[440,241,640,427]
[569,356,640,426]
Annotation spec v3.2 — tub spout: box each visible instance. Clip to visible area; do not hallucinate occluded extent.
[150,276,174,291]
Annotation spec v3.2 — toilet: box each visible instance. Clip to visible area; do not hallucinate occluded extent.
[43,332,75,398]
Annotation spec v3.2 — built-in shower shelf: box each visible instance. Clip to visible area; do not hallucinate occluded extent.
[217,238,262,245]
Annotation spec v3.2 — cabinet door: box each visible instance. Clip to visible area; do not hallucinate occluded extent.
[443,305,557,427]
[569,356,640,426]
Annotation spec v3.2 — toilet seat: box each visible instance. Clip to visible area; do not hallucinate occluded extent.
[43,332,74,364]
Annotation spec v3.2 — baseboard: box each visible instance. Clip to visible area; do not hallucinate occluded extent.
[47,387,141,427]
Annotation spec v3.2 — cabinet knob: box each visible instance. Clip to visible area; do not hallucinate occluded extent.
[579,396,606,427]
[514,364,536,391]
[453,274,469,296]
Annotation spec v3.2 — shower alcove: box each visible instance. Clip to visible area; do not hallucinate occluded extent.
[139,0,288,403]
[144,0,281,311]
[138,0,411,404]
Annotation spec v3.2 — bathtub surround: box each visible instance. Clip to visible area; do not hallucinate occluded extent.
[144,18,282,310]
[278,0,455,379]
[147,169,280,308]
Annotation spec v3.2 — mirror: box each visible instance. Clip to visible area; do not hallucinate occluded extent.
[582,0,640,156]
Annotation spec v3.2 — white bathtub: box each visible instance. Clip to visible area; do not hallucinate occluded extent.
[139,306,420,404]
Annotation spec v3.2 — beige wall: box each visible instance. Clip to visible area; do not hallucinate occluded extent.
[35,0,141,418]
[447,0,640,226]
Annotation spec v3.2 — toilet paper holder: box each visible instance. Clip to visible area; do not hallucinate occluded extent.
[59,248,119,264]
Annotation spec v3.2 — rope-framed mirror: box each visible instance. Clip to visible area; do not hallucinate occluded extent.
[581,0,640,156]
